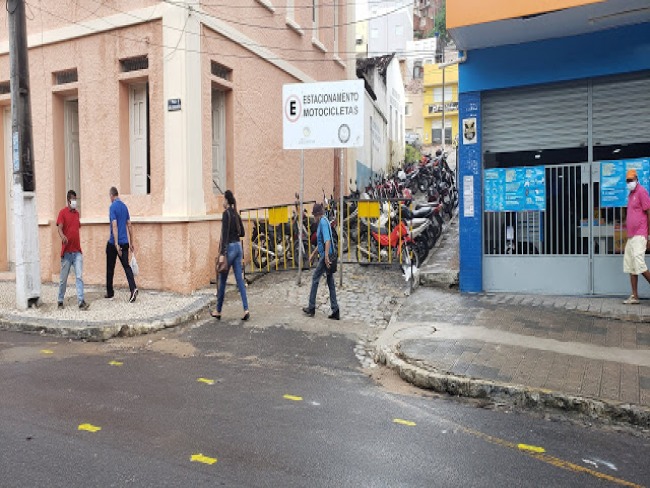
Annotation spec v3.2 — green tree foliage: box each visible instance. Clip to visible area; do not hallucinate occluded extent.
[405,144,422,165]
[426,3,448,41]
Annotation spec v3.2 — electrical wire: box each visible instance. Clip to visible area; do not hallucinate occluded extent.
[28,1,430,63]
[77,0,436,58]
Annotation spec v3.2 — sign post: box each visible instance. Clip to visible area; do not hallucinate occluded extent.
[282,79,364,287]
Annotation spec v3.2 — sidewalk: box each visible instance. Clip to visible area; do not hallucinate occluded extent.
[0,281,215,341]
[375,288,650,429]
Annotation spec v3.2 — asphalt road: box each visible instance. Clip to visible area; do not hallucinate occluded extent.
[1,319,649,488]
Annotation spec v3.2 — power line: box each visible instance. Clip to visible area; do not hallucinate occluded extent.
[28,1,433,63]
[77,0,433,57]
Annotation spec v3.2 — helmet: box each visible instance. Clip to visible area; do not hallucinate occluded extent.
[403,188,412,200]
[435,148,443,157]
[398,170,406,180]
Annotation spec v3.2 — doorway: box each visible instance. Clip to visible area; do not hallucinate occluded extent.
[64,100,80,207]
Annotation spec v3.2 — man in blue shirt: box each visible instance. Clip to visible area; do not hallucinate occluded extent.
[106,187,138,302]
[303,203,340,320]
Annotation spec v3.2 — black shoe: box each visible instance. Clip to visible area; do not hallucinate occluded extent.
[241,311,250,321]
[79,301,90,311]
[129,288,138,303]
[58,302,64,310]
[303,307,315,317]
[328,310,340,320]
[104,294,114,300]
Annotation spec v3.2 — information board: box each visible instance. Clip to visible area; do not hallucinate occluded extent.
[600,158,650,208]
[484,166,546,212]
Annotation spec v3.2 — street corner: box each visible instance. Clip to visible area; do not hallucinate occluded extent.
[0,281,214,341]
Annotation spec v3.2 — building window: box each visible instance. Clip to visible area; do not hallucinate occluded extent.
[286,0,294,18]
[413,61,423,79]
[211,61,232,81]
[212,90,227,195]
[54,69,78,85]
[0,81,10,95]
[356,36,364,45]
[405,103,412,116]
[121,55,149,73]
[433,87,453,102]
[129,83,150,195]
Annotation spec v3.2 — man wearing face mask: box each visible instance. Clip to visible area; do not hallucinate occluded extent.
[623,169,650,304]
[57,190,89,310]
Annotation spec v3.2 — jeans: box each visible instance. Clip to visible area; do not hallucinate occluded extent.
[58,252,84,304]
[308,254,338,312]
[217,242,249,313]
[106,242,137,296]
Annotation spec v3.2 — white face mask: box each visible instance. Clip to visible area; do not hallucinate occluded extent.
[627,181,638,192]
[70,199,78,210]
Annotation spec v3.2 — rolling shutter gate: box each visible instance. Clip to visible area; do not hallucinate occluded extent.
[591,74,650,295]
[481,74,650,294]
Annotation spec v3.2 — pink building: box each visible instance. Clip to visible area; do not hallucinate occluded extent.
[0,1,353,293]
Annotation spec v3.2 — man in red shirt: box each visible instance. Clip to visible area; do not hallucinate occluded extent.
[623,169,650,304]
[57,190,89,310]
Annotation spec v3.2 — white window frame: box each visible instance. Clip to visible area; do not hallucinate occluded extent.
[433,86,453,103]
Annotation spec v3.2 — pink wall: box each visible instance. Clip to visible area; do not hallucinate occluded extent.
[1,1,351,293]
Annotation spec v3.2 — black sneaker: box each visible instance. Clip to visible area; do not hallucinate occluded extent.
[129,288,139,303]
[302,307,315,317]
[79,301,90,311]
[57,302,64,310]
[328,310,340,320]
[104,294,114,300]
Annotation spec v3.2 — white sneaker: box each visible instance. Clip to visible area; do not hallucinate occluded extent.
[623,295,640,304]
[129,288,138,303]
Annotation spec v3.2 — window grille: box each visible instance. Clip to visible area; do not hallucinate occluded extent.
[211,61,232,81]
[120,56,149,73]
[0,81,10,95]
[54,69,78,85]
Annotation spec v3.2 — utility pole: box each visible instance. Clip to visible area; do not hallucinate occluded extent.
[8,0,41,310]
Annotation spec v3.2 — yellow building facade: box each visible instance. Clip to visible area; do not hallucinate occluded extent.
[422,63,459,147]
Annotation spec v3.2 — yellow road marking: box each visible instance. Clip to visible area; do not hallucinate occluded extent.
[78,423,101,433]
[518,444,546,453]
[393,419,417,427]
[462,427,642,488]
[197,378,215,385]
[190,453,217,465]
[283,395,303,401]
[40,349,54,355]
[108,361,123,366]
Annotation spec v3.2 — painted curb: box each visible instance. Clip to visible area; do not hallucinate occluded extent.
[0,295,215,341]
[374,344,650,430]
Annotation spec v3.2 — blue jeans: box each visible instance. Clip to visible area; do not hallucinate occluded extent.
[308,254,338,312]
[58,252,84,304]
[217,242,249,313]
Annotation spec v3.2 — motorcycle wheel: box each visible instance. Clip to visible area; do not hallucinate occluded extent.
[415,239,429,263]
[400,243,420,269]
[292,240,310,269]
[356,233,376,266]
[251,232,270,270]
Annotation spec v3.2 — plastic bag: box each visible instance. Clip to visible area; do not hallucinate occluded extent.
[130,254,139,276]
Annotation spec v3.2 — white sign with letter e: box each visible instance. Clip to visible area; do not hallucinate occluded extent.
[283,80,364,150]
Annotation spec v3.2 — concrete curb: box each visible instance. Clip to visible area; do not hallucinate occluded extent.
[0,295,215,341]
[374,344,650,430]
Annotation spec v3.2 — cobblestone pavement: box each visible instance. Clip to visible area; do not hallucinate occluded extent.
[246,265,410,332]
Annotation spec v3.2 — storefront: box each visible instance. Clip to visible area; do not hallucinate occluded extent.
[448,1,650,295]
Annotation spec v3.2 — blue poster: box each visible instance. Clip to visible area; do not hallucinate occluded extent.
[484,166,546,212]
[600,158,650,208]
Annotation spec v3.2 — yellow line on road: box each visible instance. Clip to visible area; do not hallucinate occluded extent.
[393,419,417,427]
[462,427,643,488]
[40,349,54,355]
[283,394,303,401]
[197,378,215,385]
[190,453,217,465]
[108,361,123,366]
[78,423,101,433]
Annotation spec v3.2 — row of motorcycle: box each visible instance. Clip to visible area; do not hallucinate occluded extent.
[246,151,459,272]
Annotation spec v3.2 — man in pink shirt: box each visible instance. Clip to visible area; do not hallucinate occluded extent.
[623,168,650,304]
